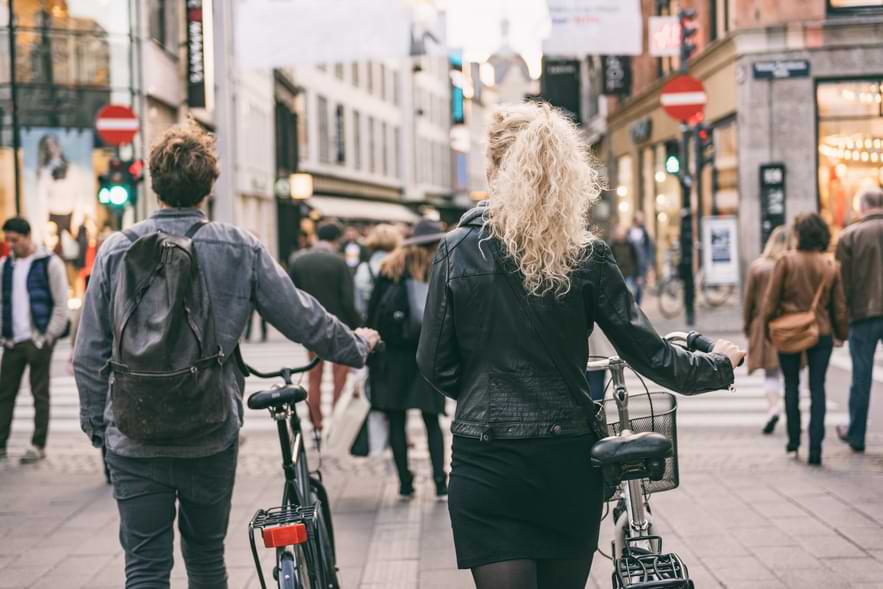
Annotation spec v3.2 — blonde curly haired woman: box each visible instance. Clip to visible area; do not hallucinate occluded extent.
[417,102,743,589]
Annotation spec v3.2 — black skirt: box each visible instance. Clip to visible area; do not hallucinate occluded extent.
[448,433,604,569]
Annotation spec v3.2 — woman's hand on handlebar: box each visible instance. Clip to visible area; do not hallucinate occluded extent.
[355,327,382,352]
[712,339,745,369]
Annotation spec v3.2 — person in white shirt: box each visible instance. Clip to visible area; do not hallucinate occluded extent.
[0,217,69,464]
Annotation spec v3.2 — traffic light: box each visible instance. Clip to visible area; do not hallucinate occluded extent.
[664,140,681,175]
[694,123,714,171]
[679,9,698,70]
[98,158,143,208]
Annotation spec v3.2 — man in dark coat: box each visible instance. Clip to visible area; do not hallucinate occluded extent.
[289,221,361,431]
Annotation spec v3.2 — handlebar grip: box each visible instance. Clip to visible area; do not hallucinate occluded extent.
[686,331,716,354]
[371,340,386,355]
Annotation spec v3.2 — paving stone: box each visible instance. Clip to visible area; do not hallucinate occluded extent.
[731,526,799,548]
[699,555,778,583]
[419,569,474,589]
[360,559,419,585]
[821,557,883,583]
[750,545,821,570]
[774,567,852,589]
[0,566,44,588]
[798,534,866,558]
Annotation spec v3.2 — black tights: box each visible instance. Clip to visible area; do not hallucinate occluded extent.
[386,410,446,484]
[471,559,593,589]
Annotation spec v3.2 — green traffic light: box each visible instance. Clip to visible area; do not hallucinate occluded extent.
[665,155,680,175]
[109,186,130,206]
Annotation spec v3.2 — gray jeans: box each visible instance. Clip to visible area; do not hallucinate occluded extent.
[105,443,238,588]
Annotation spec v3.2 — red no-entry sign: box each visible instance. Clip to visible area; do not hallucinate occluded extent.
[660,75,707,124]
[95,104,139,146]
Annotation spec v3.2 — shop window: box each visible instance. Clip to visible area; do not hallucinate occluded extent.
[615,154,635,228]
[828,0,883,14]
[653,142,682,275]
[712,119,739,214]
[817,79,883,237]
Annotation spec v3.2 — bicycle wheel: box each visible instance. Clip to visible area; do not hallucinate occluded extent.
[702,283,735,308]
[278,551,300,589]
[657,279,683,319]
[307,487,339,588]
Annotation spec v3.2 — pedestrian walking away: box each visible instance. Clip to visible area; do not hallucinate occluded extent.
[366,219,448,498]
[762,213,849,466]
[73,122,380,589]
[835,187,883,453]
[288,221,362,433]
[628,211,655,305]
[743,224,790,435]
[417,102,743,589]
[0,216,69,464]
[354,224,402,454]
[609,225,641,298]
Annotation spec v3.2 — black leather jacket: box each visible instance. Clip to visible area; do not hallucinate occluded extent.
[416,206,734,441]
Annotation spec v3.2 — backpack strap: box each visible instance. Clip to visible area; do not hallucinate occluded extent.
[123,229,138,242]
[809,260,835,313]
[186,220,209,239]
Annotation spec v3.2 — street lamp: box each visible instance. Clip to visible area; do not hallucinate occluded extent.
[290,173,313,200]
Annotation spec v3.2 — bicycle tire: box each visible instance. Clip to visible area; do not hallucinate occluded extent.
[702,283,735,308]
[278,552,299,589]
[657,279,683,319]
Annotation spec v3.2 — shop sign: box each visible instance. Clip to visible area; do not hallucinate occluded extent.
[186,0,206,108]
[702,216,740,286]
[649,16,680,57]
[759,163,786,249]
[544,0,643,57]
[752,60,810,80]
[630,118,653,144]
[602,56,632,96]
[541,58,582,124]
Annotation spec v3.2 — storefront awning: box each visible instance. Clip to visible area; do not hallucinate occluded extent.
[308,196,420,224]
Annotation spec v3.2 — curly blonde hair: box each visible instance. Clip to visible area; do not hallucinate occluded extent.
[484,102,602,296]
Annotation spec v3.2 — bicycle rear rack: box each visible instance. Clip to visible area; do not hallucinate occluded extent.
[614,537,691,589]
[248,505,318,589]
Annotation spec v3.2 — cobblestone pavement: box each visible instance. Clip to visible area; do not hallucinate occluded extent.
[2,330,883,588]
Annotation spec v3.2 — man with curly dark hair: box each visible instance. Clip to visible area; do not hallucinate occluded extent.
[74,122,380,588]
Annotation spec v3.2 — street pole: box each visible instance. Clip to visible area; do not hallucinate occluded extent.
[212,0,235,224]
[7,0,21,214]
[678,125,696,327]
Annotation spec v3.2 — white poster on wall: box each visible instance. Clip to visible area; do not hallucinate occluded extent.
[702,216,740,286]
[236,0,446,68]
[543,0,643,57]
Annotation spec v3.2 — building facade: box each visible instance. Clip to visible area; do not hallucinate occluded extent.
[604,0,883,279]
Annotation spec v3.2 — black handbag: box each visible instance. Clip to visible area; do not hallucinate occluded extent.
[490,244,608,441]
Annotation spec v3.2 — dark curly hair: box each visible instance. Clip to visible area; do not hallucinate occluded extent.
[793,212,830,252]
[149,121,220,207]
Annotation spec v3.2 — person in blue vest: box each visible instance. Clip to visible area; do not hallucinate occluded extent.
[0,216,69,464]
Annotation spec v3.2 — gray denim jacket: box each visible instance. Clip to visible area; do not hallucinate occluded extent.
[74,208,369,458]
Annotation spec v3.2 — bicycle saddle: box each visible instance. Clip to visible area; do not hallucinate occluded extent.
[590,432,672,467]
[248,385,308,410]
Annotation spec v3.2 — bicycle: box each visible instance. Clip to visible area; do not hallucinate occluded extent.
[656,270,736,319]
[587,331,727,588]
[245,356,340,589]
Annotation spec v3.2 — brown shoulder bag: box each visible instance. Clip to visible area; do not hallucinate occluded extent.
[768,263,832,354]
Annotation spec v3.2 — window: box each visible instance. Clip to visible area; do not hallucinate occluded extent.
[275,101,298,173]
[829,0,883,12]
[394,127,401,178]
[334,63,344,80]
[352,62,360,87]
[368,116,376,173]
[148,0,177,52]
[380,63,387,101]
[711,0,735,41]
[317,63,327,72]
[367,61,374,94]
[817,78,883,237]
[382,122,389,176]
[392,70,401,106]
[334,104,346,164]
[318,95,330,163]
[353,111,362,170]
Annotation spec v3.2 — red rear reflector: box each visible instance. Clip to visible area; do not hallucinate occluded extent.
[262,523,308,548]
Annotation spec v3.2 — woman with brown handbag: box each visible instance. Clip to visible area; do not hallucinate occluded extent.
[762,213,849,465]
[743,225,790,434]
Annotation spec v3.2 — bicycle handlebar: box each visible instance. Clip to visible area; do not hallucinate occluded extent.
[244,356,321,379]
[243,340,386,380]
[586,330,715,371]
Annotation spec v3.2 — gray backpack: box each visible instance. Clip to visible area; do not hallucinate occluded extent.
[108,221,229,443]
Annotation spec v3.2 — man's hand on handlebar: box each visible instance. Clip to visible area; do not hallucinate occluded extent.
[355,327,382,352]
[712,339,745,369]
